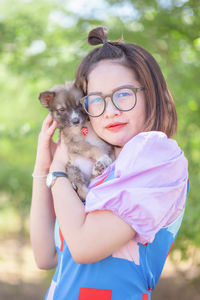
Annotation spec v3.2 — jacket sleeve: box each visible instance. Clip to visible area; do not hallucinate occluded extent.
[85,131,188,244]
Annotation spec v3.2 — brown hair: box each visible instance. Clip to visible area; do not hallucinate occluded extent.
[75,26,177,137]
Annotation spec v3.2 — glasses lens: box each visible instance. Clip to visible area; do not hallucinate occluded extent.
[83,95,105,116]
[113,88,136,111]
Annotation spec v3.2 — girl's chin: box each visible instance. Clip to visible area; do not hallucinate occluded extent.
[103,137,125,147]
[99,131,133,148]
[111,136,130,146]
[111,135,137,148]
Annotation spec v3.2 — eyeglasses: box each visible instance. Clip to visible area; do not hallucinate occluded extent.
[80,84,144,117]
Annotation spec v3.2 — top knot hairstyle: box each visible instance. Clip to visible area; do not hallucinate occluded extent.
[75,26,177,137]
[85,26,125,64]
[88,26,109,45]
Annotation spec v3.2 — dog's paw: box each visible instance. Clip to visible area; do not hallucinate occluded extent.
[92,155,112,176]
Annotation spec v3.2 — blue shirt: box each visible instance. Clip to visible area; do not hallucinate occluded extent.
[45,132,188,300]
[45,170,188,300]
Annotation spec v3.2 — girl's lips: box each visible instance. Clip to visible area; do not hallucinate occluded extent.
[106,122,127,131]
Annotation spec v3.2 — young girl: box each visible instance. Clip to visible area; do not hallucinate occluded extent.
[30,27,188,300]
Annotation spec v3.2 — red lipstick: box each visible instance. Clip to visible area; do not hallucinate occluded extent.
[106,122,127,132]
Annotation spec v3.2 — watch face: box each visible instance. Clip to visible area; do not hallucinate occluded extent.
[46,173,55,188]
[46,172,68,189]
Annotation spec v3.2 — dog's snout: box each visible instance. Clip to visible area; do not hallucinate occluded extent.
[72,117,80,125]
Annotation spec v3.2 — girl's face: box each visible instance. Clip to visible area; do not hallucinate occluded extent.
[87,60,146,157]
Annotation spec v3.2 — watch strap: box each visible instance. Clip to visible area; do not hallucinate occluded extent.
[47,171,68,190]
[52,171,68,178]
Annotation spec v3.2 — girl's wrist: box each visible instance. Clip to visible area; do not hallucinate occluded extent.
[33,164,50,175]
[50,162,66,173]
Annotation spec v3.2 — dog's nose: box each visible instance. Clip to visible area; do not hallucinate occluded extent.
[72,117,80,125]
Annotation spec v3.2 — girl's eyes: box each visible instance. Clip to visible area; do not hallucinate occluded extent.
[115,92,130,98]
[86,90,133,106]
[90,96,103,104]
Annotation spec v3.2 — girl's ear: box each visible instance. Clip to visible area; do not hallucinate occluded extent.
[39,91,56,108]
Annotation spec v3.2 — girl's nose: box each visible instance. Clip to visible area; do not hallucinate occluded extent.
[104,96,121,118]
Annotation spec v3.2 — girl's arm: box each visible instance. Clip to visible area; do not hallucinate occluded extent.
[31,176,57,269]
[30,115,58,270]
[50,135,136,264]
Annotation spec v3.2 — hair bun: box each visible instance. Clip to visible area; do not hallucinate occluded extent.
[88,26,108,46]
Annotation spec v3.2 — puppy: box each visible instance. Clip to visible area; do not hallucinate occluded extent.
[39,82,114,201]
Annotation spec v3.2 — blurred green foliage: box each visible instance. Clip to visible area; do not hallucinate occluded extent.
[0,0,199,252]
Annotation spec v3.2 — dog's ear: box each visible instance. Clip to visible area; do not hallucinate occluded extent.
[74,88,84,106]
[75,77,87,94]
[39,91,56,108]
[65,80,74,90]
[65,80,84,106]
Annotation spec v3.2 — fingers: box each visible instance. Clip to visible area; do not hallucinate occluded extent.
[40,114,58,140]
[41,114,54,131]
[46,119,58,138]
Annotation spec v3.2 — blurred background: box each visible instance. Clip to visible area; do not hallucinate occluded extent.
[0,0,200,299]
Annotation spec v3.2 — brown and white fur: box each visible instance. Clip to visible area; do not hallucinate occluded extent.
[39,82,114,201]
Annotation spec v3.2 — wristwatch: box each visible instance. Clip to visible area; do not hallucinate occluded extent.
[46,171,68,190]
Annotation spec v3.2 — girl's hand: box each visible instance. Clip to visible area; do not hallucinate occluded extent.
[50,131,69,172]
[34,114,58,174]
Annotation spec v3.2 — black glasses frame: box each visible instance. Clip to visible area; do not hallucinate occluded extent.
[80,84,145,117]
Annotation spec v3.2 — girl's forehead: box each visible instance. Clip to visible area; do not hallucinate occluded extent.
[87,62,139,93]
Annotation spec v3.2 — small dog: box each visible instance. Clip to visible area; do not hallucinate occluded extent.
[39,82,114,201]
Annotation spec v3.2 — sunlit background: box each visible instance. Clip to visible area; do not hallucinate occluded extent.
[0,0,200,299]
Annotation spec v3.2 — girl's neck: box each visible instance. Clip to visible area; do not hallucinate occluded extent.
[114,146,123,158]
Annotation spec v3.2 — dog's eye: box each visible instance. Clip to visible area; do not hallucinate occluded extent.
[57,107,65,112]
